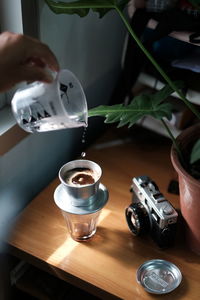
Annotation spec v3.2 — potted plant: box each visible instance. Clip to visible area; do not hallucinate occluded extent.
[45,0,200,254]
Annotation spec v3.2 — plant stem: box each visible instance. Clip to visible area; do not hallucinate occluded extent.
[161,118,184,163]
[115,6,200,120]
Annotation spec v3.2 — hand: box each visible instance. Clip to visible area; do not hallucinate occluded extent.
[0,31,59,92]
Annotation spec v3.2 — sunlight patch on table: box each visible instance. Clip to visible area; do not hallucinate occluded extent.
[46,208,111,264]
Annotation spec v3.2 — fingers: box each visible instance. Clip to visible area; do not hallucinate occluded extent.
[17,65,55,84]
[0,32,59,73]
[0,31,60,91]
[21,35,59,72]
[32,44,60,72]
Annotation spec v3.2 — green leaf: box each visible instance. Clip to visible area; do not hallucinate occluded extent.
[190,139,200,164]
[44,0,129,18]
[88,84,175,128]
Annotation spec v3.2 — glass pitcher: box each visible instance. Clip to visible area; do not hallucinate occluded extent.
[11,69,88,133]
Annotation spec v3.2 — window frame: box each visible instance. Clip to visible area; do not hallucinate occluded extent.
[0,0,38,153]
[0,0,39,106]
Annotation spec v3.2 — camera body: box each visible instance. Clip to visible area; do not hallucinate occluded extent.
[125,176,178,248]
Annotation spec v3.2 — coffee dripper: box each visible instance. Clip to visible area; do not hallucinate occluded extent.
[54,159,109,241]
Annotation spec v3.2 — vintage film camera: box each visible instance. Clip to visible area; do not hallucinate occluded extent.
[125,176,178,248]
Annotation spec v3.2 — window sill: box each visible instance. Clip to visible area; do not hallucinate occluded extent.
[0,106,29,155]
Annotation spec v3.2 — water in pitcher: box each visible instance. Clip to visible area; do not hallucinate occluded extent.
[20,115,87,133]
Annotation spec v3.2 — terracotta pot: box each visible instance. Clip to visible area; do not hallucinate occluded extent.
[171,123,200,254]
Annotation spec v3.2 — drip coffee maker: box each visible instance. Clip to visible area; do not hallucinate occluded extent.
[54,159,109,241]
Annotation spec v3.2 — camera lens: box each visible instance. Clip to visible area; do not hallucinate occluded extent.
[125,203,150,236]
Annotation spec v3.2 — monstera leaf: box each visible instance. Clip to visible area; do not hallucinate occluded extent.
[44,0,128,18]
[88,84,180,128]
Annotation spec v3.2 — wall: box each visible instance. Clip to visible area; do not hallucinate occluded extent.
[0,1,126,245]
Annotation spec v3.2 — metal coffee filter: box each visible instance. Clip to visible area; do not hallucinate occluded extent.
[54,183,108,215]
[59,159,102,200]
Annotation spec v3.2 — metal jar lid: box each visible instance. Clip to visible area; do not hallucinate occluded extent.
[136,259,182,294]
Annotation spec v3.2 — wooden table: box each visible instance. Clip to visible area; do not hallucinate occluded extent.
[6,127,200,300]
